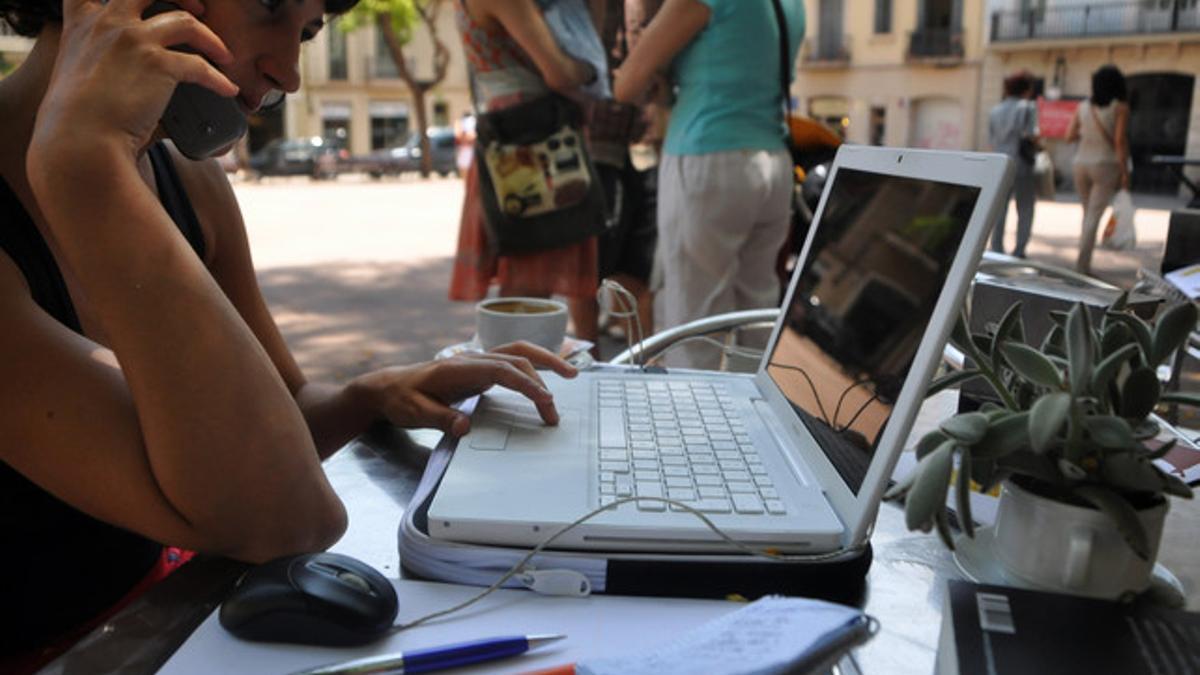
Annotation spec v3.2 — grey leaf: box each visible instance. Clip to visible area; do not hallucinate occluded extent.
[1029,392,1071,453]
[1151,302,1198,366]
[1072,485,1153,560]
[905,441,955,532]
[1000,342,1063,389]
[940,412,989,445]
[1066,302,1095,396]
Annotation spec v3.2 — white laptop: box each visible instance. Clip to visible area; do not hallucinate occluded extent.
[428,146,1014,555]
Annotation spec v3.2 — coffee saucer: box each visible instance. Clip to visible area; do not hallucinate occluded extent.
[435,336,595,369]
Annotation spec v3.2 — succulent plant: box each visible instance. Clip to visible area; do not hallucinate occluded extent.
[889,293,1198,560]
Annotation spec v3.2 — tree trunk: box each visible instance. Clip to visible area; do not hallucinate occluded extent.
[411,88,431,176]
[375,3,452,179]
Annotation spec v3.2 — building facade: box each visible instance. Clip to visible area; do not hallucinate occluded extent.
[281,6,473,157]
[793,0,987,151]
[981,0,1200,194]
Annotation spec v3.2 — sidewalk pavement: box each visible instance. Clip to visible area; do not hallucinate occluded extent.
[235,176,1189,384]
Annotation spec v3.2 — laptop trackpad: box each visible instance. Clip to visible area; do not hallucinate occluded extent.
[468,389,578,452]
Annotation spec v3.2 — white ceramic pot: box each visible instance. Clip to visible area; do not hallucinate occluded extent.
[992,479,1168,599]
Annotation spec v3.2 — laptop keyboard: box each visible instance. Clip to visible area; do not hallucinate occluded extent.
[595,380,787,516]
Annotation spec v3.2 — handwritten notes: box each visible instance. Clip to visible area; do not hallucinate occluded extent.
[576,596,867,675]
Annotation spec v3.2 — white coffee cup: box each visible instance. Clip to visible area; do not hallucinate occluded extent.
[475,297,568,353]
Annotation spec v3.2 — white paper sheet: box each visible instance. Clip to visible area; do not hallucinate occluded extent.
[1164,264,1200,300]
[577,596,864,675]
[158,578,739,675]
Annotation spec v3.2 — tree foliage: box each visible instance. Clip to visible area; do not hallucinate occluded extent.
[338,0,452,176]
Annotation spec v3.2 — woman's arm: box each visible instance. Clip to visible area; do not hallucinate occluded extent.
[1065,105,1081,143]
[613,0,710,104]
[1114,103,1131,188]
[470,0,595,93]
[185,156,576,457]
[16,0,345,563]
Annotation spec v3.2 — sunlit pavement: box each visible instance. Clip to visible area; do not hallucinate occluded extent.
[233,173,1189,383]
[991,190,1181,289]
[234,174,472,383]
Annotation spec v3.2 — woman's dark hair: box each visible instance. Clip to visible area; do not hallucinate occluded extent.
[1002,70,1034,98]
[2,0,360,38]
[0,0,57,36]
[1091,65,1128,106]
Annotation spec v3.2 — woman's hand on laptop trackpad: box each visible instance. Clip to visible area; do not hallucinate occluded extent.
[349,342,578,437]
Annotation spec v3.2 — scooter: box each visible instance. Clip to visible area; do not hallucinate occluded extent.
[777,116,843,288]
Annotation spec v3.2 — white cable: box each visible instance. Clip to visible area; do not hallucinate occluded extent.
[598,279,648,368]
[392,495,865,633]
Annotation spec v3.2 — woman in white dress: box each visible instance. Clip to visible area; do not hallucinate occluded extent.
[1066,65,1130,275]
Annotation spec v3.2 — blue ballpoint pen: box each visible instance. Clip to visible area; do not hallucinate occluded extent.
[292,634,566,675]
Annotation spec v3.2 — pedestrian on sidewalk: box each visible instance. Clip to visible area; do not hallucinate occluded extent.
[1066,64,1131,275]
[987,69,1039,259]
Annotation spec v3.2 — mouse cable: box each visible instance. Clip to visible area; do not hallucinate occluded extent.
[392,495,867,633]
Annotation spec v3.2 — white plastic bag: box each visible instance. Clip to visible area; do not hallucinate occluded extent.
[1034,151,1055,199]
[1101,189,1136,250]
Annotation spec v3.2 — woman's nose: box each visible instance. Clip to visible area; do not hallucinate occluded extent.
[257,48,301,94]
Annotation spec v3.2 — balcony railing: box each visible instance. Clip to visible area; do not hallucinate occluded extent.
[992,2,1200,42]
[802,34,852,65]
[908,28,965,60]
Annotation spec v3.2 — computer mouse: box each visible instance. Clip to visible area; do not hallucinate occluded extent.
[218,552,399,646]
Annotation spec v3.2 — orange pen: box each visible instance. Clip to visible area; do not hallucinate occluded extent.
[520,664,576,675]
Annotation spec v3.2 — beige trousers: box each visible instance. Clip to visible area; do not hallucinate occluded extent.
[654,149,792,369]
[1072,161,1122,275]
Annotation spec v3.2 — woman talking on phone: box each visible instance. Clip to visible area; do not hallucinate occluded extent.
[0,0,575,667]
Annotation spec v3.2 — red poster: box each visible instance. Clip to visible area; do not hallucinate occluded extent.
[1038,98,1081,140]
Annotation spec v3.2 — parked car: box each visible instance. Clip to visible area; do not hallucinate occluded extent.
[354,128,458,178]
[248,136,348,179]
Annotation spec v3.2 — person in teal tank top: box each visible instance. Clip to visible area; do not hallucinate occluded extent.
[615,0,805,369]
[666,0,805,156]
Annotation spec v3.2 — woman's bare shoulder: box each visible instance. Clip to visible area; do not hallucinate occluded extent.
[159,143,245,267]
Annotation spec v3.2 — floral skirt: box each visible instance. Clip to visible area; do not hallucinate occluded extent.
[449,161,598,301]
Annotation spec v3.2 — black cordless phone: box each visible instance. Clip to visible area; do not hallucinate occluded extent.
[144,1,247,160]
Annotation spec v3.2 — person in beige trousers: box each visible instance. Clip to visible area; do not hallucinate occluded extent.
[1066,65,1130,275]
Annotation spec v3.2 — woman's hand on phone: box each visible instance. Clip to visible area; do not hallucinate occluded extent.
[30,0,237,168]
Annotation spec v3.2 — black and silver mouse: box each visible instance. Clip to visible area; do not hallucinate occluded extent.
[218,552,399,646]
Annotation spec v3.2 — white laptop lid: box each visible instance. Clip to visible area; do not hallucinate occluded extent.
[753,146,1014,547]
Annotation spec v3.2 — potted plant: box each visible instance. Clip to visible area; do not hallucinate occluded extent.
[890,293,1197,600]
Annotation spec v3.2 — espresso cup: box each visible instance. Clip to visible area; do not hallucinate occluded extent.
[475,297,568,353]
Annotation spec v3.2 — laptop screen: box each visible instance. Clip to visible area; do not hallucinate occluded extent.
[766,167,981,495]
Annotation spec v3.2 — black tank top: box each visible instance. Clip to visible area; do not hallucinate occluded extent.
[0,143,208,653]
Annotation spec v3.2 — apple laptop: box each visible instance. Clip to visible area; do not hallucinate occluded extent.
[428,146,1015,554]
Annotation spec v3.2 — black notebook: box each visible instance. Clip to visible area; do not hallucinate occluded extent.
[937,580,1200,675]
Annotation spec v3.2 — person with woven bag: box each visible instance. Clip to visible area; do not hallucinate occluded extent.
[448,0,608,341]
[1066,64,1131,275]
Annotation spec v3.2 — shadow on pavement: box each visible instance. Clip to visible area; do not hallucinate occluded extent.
[258,258,475,383]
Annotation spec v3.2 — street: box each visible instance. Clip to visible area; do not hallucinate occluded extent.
[234,174,1186,383]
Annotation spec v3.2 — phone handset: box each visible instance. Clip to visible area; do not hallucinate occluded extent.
[144,1,248,160]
